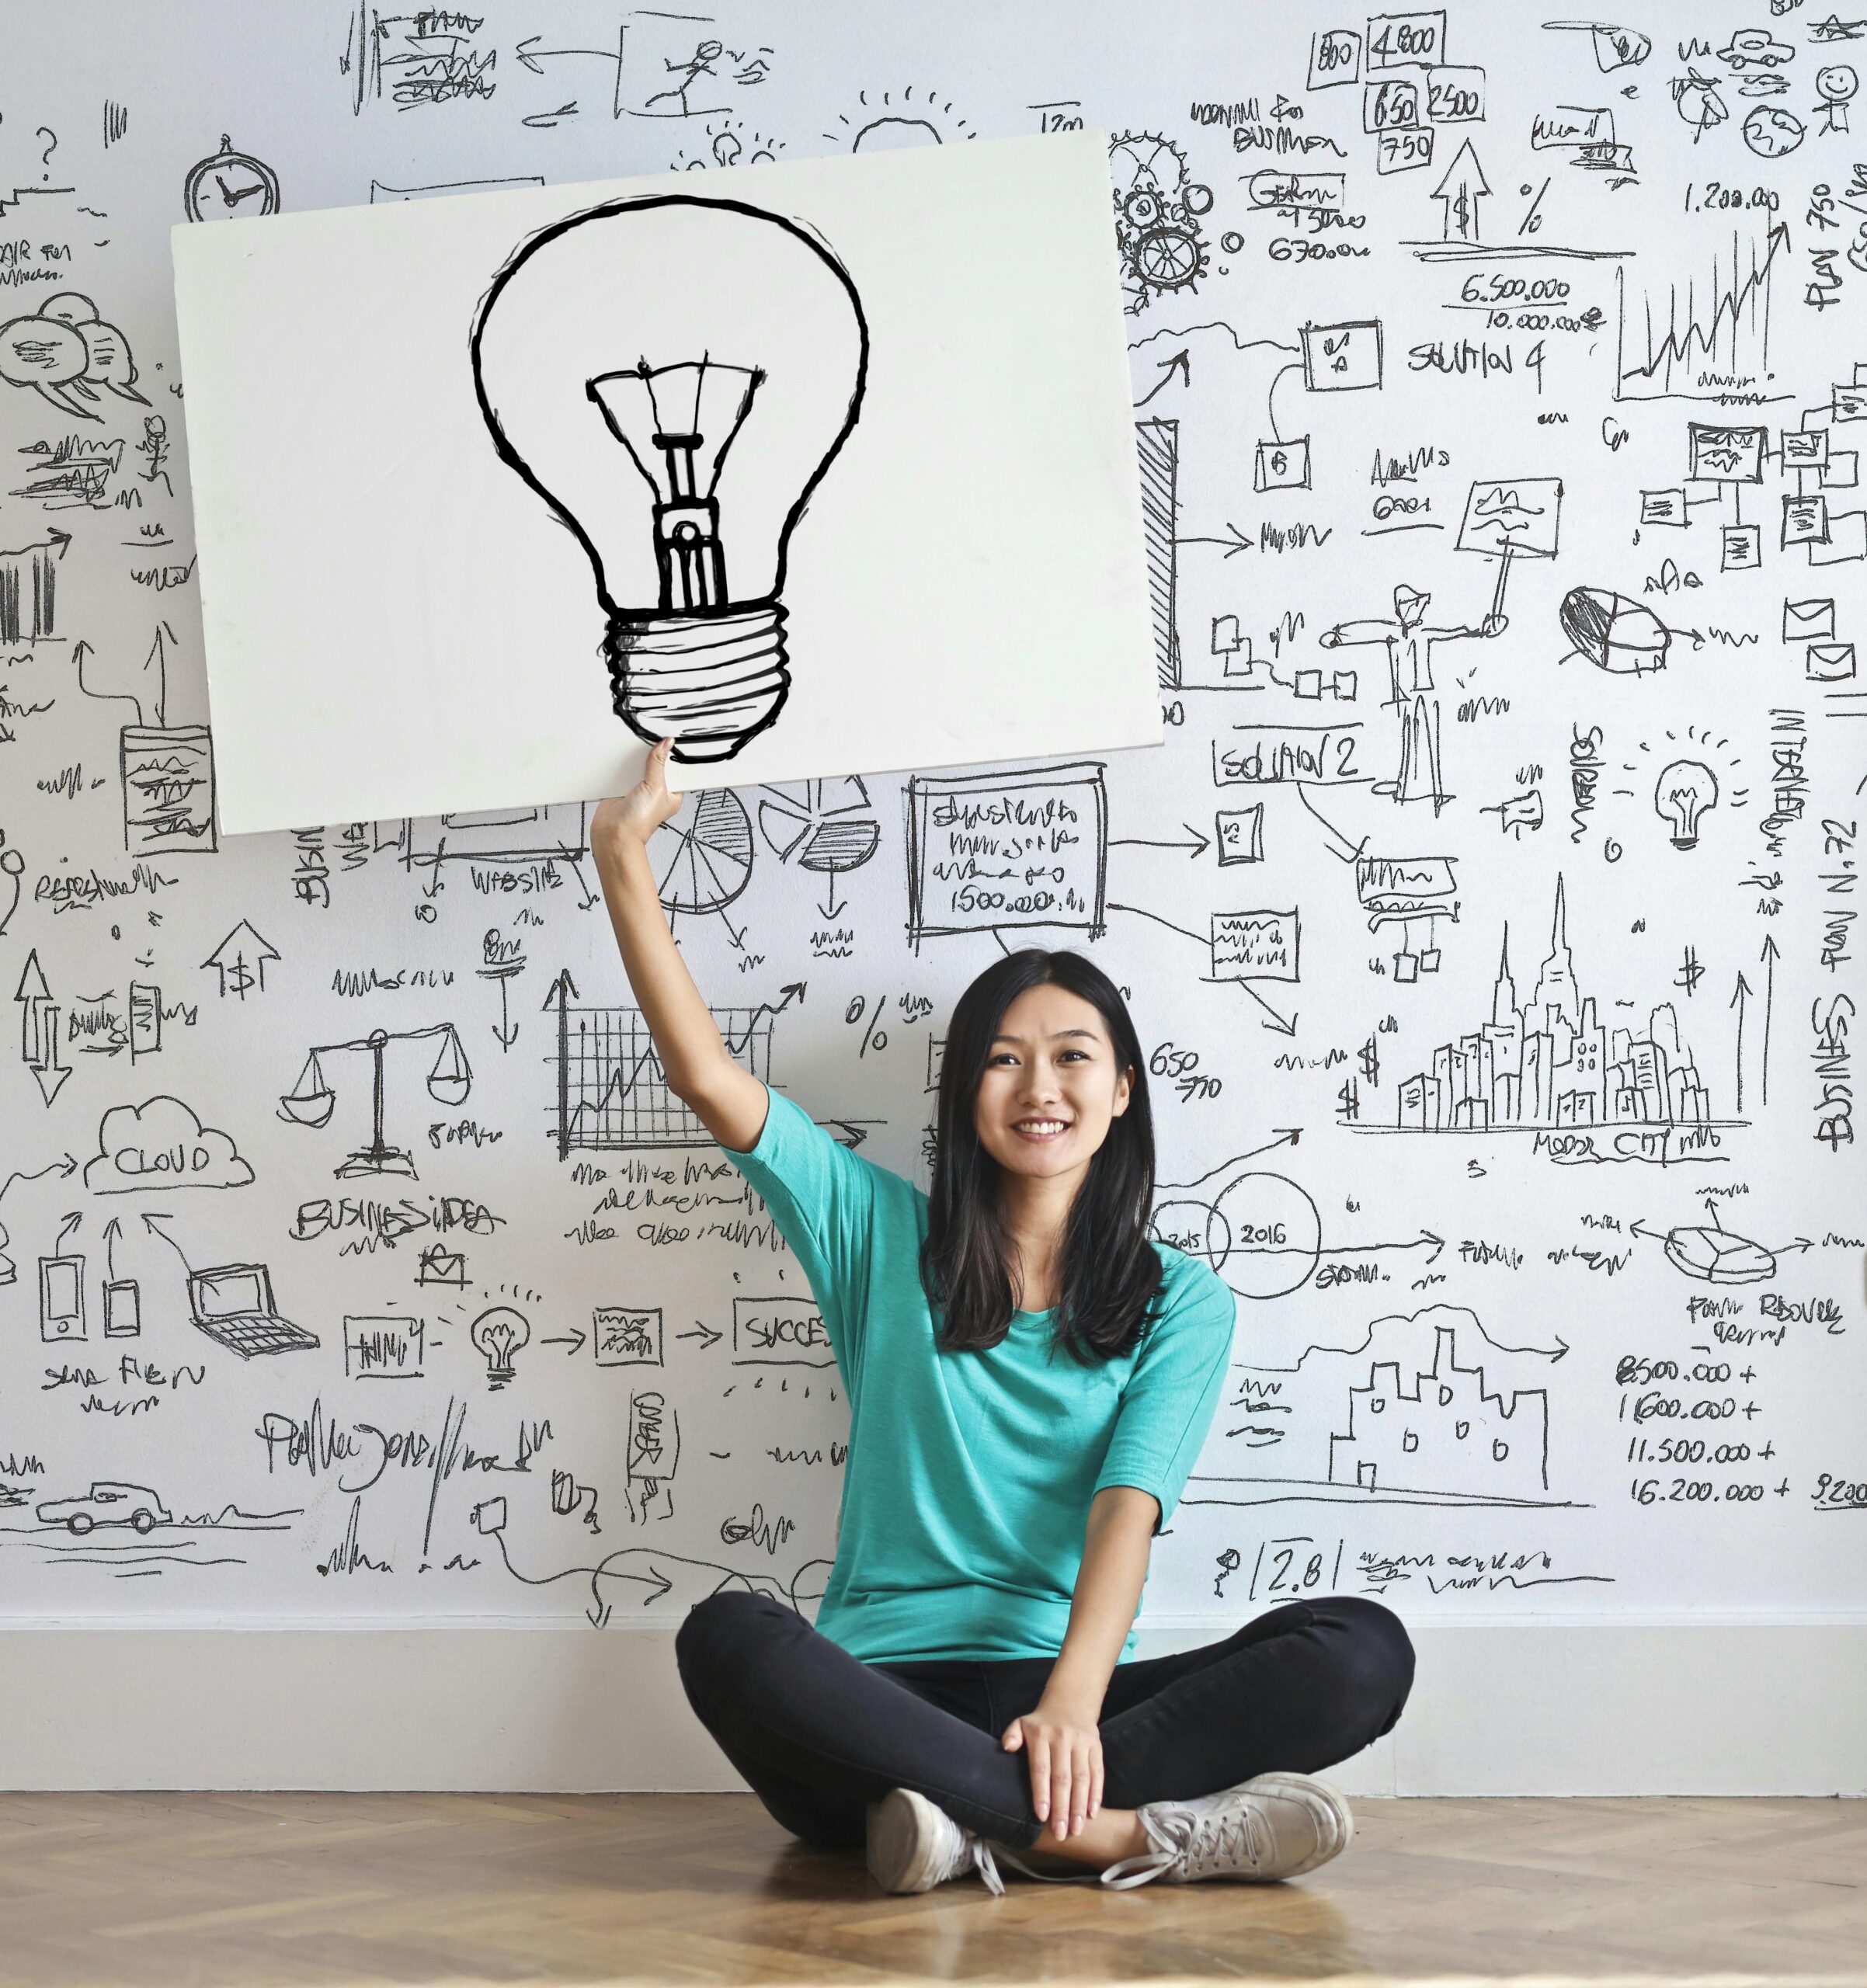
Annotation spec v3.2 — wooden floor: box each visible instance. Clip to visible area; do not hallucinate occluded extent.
[3,1792,1863,1987]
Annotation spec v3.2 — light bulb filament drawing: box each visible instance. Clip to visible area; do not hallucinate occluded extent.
[589,356,762,615]
[471,194,868,765]
[1653,758,1718,849]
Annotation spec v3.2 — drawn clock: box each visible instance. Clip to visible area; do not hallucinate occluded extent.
[183,135,280,221]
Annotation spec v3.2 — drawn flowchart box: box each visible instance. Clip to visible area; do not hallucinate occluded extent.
[1212,909,1300,982]
[1216,805,1265,864]
[905,763,1107,944]
[343,1315,425,1378]
[1301,319,1384,391]
[1688,422,1768,483]
[593,1306,662,1366]
[732,1295,835,1366]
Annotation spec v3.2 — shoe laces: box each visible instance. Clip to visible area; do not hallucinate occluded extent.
[965,1835,1007,1896]
[1100,1798,1268,1889]
[1180,1799,1270,1879]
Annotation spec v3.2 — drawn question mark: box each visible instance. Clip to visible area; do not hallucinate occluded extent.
[37,127,56,180]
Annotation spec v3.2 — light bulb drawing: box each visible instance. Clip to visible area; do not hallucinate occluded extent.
[470,1304,530,1388]
[1653,758,1719,849]
[471,194,867,764]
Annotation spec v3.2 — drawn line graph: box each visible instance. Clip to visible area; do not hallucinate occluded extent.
[1615,224,1789,403]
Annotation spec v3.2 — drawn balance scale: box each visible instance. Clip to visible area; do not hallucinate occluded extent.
[279,1024,471,1177]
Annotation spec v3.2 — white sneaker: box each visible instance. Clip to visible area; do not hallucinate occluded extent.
[1097,1772,1354,1888]
[866,1788,1012,1896]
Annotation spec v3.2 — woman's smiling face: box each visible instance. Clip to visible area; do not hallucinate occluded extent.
[972,984,1133,1180]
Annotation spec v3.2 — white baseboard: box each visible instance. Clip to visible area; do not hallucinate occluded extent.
[3,1619,1862,1795]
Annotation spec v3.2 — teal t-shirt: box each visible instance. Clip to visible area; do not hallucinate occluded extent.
[721,1085,1236,1665]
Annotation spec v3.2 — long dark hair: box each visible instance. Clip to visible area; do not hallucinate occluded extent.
[920,949,1165,1367]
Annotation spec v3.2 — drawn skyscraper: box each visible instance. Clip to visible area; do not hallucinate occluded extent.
[1391,876,1711,1132]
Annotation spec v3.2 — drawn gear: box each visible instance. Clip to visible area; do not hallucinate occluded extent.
[1131,225,1207,295]
[1109,129,1213,313]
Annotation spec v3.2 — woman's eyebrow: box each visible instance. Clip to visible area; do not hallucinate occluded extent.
[989,1028,1100,1044]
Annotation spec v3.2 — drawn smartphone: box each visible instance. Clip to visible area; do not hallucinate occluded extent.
[39,1254,84,1341]
[103,1278,141,1338]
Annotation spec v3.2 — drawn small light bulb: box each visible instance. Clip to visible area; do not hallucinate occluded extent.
[1653,758,1719,849]
[471,193,867,763]
[470,1304,530,1387]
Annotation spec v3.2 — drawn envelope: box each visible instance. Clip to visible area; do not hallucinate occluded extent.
[1784,598,1837,641]
[1805,641,1857,682]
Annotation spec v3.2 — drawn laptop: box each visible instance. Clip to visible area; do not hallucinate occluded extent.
[186,1264,320,1357]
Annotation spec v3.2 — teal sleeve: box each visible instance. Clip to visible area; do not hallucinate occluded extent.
[1092,1270,1236,1534]
[717,1086,880,1380]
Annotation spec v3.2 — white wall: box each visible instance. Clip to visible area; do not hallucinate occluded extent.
[2,0,1863,1793]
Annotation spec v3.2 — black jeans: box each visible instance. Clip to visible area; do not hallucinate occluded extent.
[674,1588,1416,1851]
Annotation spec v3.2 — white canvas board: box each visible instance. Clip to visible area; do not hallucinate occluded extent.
[169,130,1160,835]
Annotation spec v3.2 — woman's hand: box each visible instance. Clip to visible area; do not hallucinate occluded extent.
[1002,1695,1104,1840]
[590,738,682,856]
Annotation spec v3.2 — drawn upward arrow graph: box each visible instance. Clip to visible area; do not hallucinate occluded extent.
[1434,137,1489,244]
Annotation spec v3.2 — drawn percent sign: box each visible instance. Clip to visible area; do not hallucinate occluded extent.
[1152,1170,1321,1301]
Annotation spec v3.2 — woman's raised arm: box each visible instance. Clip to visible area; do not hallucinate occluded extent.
[589,739,770,1155]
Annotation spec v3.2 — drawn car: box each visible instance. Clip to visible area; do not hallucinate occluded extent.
[1717,30,1792,69]
[36,1480,172,1534]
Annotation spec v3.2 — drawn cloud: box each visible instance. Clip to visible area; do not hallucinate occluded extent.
[84,1094,255,1194]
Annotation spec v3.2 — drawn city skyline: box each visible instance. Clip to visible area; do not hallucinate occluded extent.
[1381,876,1715,1134]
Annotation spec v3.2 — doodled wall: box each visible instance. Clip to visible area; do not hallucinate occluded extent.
[2,2,1862,1633]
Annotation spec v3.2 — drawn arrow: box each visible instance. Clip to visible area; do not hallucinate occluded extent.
[1111,822,1212,857]
[140,1211,193,1271]
[1178,521,1256,558]
[1480,1330,1569,1361]
[516,35,622,75]
[0,1152,77,1204]
[1295,784,1369,864]
[1433,137,1490,243]
[71,634,146,723]
[13,948,70,1106]
[1324,1228,1447,1267]
[1133,348,1191,408]
[1730,968,1751,1114]
[1235,982,1298,1035]
[493,976,519,1050]
[1758,932,1777,1106]
[1107,899,1298,1033]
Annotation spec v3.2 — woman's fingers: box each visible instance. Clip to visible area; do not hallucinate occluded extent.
[1029,1733,1050,1821]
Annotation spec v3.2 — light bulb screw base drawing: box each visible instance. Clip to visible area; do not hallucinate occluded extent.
[604,599,787,760]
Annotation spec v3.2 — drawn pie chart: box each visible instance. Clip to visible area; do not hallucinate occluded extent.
[757,777,881,875]
[648,789,755,914]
